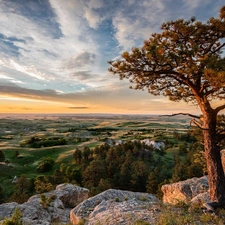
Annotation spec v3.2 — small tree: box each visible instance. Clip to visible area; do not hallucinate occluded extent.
[10,174,31,203]
[73,148,82,164]
[37,157,54,172]
[0,150,5,162]
[109,6,225,206]
[83,146,91,162]
[34,175,53,193]
[13,151,19,159]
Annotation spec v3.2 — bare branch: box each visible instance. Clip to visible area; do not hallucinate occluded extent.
[161,112,201,119]
[211,43,225,54]
[217,129,225,134]
[190,118,205,129]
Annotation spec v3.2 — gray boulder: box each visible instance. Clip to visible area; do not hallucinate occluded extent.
[70,189,159,225]
[0,184,89,225]
[0,202,19,220]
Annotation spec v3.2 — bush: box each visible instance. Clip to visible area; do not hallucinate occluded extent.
[34,175,54,193]
[37,157,54,172]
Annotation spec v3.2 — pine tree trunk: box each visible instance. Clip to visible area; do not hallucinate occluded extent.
[202,111,225,204]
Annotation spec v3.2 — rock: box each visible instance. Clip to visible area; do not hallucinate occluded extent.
[141,139,165,150]
[54,183,89,208]
[190,192,210,207]
[12,176,18,183]
[70,189,159,225]
[0,202,19,219]
[161,176,208,205]
[0,184,89,225]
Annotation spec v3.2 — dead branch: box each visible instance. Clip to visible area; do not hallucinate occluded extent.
[160,112,201,119]
[190,118,204,129]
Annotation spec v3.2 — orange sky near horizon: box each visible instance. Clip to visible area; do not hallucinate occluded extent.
[0,94,203,115]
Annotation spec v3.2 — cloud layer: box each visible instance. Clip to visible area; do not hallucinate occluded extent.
[0,0,224,114]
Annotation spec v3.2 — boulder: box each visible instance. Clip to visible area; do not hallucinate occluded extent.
[161,176,208,205]
[53,183,89,208]
[0,184,89,225]
[70,189,159,225]
[0,202,19,219]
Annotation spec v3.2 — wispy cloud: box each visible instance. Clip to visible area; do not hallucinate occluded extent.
[67,106,89,109]
[63,52,96,70]
[0,0,224,114]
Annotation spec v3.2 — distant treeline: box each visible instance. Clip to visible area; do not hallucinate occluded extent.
[20,136,67,148]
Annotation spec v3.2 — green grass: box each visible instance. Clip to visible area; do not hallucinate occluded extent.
[0,145,77,193]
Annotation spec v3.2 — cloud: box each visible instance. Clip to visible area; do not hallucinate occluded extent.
[88,0,104,9]
[111,0,167,51]
[72,71,94,81]
[64,52,96,70]
[0,0,224,114]
[0,0,101,84]
[110,0,224,52]
[0,74,24,84]
[0,80,203,114]
[84,0,105,29]
[67,106,89,109]
[84,8,102,29]
[22,107,33,110]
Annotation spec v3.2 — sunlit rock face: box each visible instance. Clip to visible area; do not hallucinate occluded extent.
[161,176,209,205]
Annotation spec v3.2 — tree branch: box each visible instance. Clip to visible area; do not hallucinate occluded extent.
[190,118,205,129]
[215,104,225,113]
[161,112,201,119]
[211,43,225,54]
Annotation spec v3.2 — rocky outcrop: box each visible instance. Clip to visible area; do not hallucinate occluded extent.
[0,184,89,225]
[161,176,209,205]
[70,189,159,225]
[1,176,216,224]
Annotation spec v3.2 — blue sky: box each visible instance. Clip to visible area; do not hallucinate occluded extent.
[0,0,224,114]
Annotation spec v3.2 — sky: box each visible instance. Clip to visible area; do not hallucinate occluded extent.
[0,0,224,115]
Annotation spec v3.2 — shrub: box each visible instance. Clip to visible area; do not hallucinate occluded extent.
[77,218,87,225]
[34,175,54,193]
[134,220,150,225]
[37,157,54,172]
[2,208,22,225]
[40,194,56,209]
